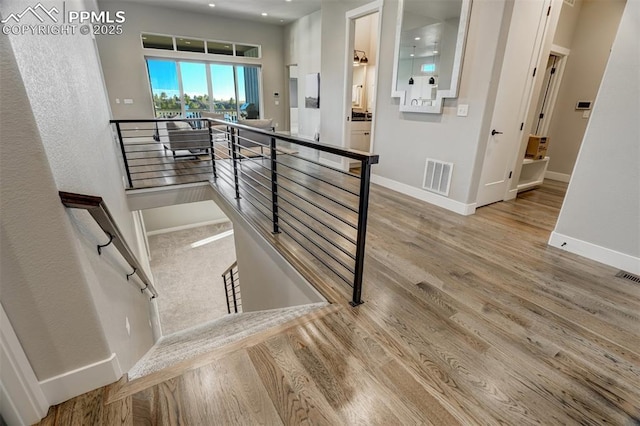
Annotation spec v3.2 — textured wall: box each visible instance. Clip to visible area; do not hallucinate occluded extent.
[1,0,154,382]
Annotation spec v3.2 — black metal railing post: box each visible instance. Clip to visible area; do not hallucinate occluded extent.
[351,160,373,306]
[115,122,133,188]
[230,127,240,199]
[230,268,238,313]
[223,274,231,314]
[207,119,217,179]
[270,137,280,234]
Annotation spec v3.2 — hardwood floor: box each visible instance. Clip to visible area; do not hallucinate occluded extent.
[38,180,640,425]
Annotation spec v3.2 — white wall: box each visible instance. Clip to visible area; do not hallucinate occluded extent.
[142,200,228,234]
[550,0,639,273]
[233,221,325,312]
[284,10,322,139]
[545,0,626,176]
[553,0,583,49]
[1,0,154,405]
[96,1,286,128]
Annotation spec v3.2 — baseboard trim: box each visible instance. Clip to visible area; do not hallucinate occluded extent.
[146,218,230,236]
[549,232,640,275]
[0,305,49,424]
[39,353,122,406]
[371,174,476,216]
[545,171,571,183]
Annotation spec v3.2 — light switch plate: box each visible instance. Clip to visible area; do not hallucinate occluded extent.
[124,99,134,104]
[457,104,469,117]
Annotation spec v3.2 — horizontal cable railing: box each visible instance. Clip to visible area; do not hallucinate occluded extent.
[59,191,158,299]
[110,118,379,306]
[222,261,241,314]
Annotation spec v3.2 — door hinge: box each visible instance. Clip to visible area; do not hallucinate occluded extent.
[520,122,524,131]
[550,67,556,75]
[547,6,551,16]
[539,113,544,119]
[532,67,537,77]
[509,171,513,179]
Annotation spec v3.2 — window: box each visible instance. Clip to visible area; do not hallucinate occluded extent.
[421,63,436,73]
[180,62,210,117]
[146,58,261,121]
[141,33,261,59]
[235,44,260,58]
[147,59,181,117]
[176,38,205,53]
[210,64,236,118]
[142,34,173,50]
[207,41,233,56]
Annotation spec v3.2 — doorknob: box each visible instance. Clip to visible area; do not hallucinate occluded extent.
[491,129,503,136]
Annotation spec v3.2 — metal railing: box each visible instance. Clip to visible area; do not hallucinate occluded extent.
[110,118,379,306]
[59,191,158,299]
[222,261,241,314]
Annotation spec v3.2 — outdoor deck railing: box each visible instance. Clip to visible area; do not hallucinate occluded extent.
[110,118,379,306]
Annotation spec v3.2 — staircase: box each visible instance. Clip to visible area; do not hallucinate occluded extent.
[128,302,329,380]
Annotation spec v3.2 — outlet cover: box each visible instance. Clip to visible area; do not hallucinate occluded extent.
[457,104,469,117]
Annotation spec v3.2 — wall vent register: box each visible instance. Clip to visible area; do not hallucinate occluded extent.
[423,159,453,197]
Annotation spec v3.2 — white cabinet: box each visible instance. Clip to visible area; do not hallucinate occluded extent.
[517,156,549,192]
[350,121,371,152]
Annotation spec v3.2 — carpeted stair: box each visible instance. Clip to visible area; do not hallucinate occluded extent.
[128,302,328,379]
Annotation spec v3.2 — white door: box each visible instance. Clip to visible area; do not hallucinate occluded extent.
[476,0,551,207]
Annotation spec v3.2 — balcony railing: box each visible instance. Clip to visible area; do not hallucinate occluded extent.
[110,118,379,306]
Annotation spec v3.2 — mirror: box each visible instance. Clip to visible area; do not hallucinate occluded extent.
[391,0,472,113]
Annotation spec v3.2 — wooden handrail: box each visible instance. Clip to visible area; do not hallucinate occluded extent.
[59,191,158,299]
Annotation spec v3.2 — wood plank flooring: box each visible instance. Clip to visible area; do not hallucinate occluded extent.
[38,180,640,425]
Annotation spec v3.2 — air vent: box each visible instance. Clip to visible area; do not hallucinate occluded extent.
[615,270,640,284]
[423,158,453,197]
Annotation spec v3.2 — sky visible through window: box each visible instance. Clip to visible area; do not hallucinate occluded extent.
[147,59,239,100]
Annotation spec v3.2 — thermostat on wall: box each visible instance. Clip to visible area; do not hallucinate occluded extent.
[575,101,592,110]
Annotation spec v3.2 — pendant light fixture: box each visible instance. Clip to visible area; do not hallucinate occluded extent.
[429,42,437,85]
[409,45,416,85]
[354,50,369,66]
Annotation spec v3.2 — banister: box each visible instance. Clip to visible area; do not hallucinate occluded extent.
[109,118,380,164]
[59,191,158,299]
[221,260,238,278]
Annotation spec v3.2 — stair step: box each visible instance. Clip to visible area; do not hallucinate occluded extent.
[128,302,329,380]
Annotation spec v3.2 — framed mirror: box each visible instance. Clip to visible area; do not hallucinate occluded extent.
[391,0,472,113]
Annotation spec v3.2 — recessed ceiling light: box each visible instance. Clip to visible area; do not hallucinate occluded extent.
[142,36,147,40]
[261,12,268,16]
[208,3,215,7]
[286,0,292,2]
[414,37,421,40]
[410,54,415,57]
[280,19,284,22]
[433,50,439,54]
[185,41,191,44]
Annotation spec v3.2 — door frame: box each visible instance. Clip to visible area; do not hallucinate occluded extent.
[340,0,384,170]
[501,0,563,201]
[534,45,570,137]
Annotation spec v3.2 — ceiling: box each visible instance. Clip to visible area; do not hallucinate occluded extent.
[108,0,322,25]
